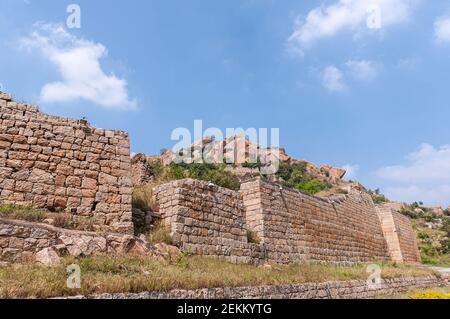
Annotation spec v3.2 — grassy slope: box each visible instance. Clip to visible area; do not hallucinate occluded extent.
[0,254,436,298]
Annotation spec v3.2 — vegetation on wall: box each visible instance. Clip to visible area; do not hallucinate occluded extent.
[404,202,450,266]
[367,189,388,204]
[275,162,331,195]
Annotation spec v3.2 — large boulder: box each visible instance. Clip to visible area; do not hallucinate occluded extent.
[319,165,346,183]
[36,248,61,266]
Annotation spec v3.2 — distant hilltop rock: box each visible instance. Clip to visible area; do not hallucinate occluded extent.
[131,135,348,186]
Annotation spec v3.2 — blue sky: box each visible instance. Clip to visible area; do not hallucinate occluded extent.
[1,0,450,206]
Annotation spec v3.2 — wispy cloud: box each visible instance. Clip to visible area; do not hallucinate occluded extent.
[19,23,136,110]
[321,65,347,93]
[377,143,450,206]
[435,16,450,43]
[288,0,417,55]
[345,60,381,81]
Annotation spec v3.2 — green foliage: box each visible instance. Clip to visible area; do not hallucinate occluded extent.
[146,159,164,179]
[276,162,331,195]
[417,231,429,240]
[440,240,450,255]
[295,179,330,195]
[246,230,261,244]
[242,158,263,170]
[0,204,46,222]
[442,217,450,237]
[165,163,241,191]
[400,208,418,219]
[367,189,388,204]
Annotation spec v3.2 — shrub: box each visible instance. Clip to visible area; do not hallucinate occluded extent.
[441,217,450,237]
[276,162,331,195]
[147,159,164,179]
[166,163,241,191]
[440,240,450,254]
[295,179,330,195]
[417,231,429,240]
[400,208,418,219]
[242,158,263,170]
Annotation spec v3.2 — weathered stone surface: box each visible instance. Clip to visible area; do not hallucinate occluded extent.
[155,178,419,265]
[36,248,61,266]
[0,218,136,262]
[67,276,444,299]
[0,93,133,234]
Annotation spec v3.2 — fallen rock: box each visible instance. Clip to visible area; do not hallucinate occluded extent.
[36,248,61,266]
[154,243,181,257]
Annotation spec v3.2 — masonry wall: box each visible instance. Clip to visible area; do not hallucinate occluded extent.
[375,205,421,263]
[0,92,133,234]
[156,178,404,265]
[243,178,391,264]
[85,276,443,299]
[391,210,421,263]
[155,179,265,264]
[376,205,403,262]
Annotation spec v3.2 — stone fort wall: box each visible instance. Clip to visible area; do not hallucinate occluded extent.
[156,177,421,265]
[376,205,420,263]
[0,92,133,234]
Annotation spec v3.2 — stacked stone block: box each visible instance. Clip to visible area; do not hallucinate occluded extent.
[156,177,420,265]
[245,178,391,264]
[0,92,133,234]
[391,211,421,263]
[155,179,265,264]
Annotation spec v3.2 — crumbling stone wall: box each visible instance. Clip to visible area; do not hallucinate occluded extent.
[0,92,133,234]
[155,179,265,264]
[0,217,134,262]
[242,178,391,264]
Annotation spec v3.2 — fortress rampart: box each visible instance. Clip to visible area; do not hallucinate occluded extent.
[0,92,421,264]
[0,92,133,234]
[156,178,421,265]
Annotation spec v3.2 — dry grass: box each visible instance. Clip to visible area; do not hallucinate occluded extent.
[0,204,95,232]
[132,183,160,212]
[0,255,437,299]
[146,221,173,245]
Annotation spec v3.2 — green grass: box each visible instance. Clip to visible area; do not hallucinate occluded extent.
[0,204,46,222]
[0,255,437,299]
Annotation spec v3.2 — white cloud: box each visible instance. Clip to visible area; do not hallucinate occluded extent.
[396,57,420,70]
[342,164,360,180]
[435,16,450,43]
[321,65,347,92]
[345,60,380,81]
[288,0,417,54]
[377,143,450,206]
[19,23,136,110]
[384,185,450,207]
